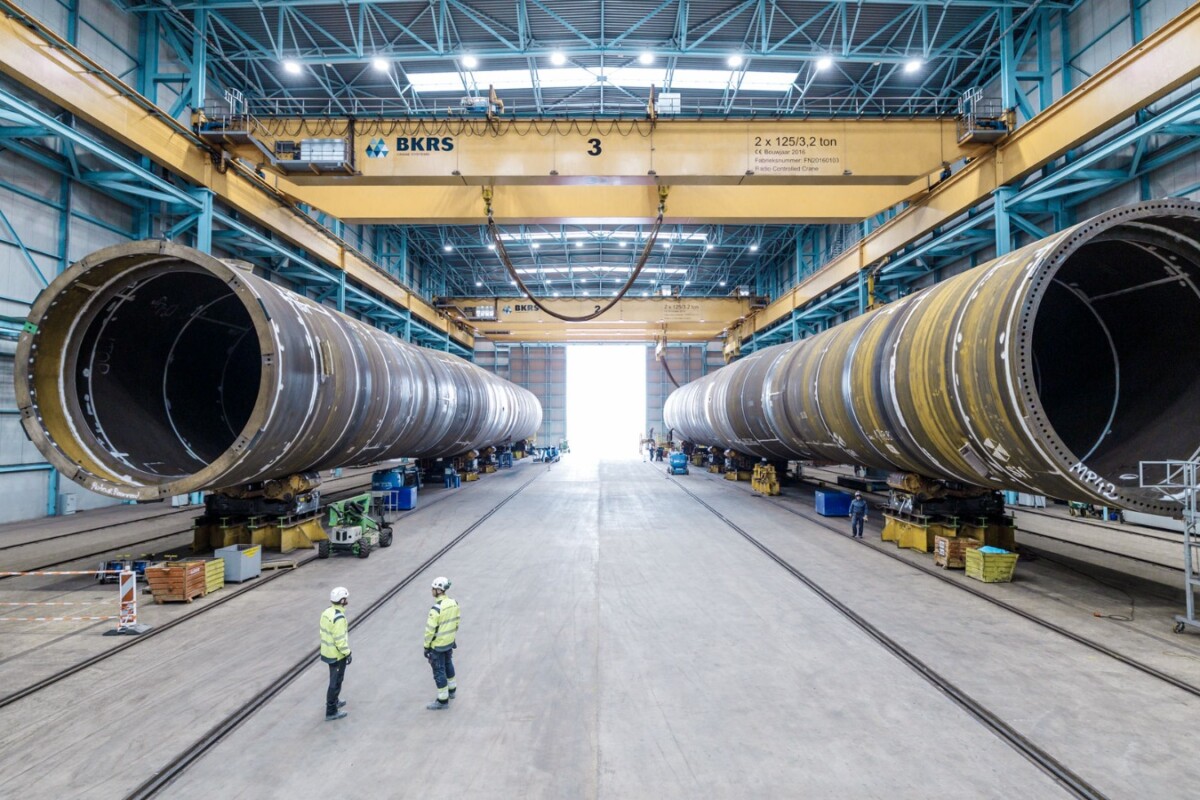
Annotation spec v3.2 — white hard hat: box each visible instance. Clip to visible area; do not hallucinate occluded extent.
[431,576,451,591]
[330,586,349,604]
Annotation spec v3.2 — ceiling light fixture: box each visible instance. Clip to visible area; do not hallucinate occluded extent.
[582,290,590,296]
[575,241,583,248]
[475,281,483,287]
[727,54,744,68]
[749,243,759,252]
[487,243,495,250]
[553,291,560,297]
[532,242,540,249]
[372,58,389,72]
[816,56,833,71]
[462,54,479,69]
[443,244,453,252]
[904,58,922,74]
[550,51,567,66]
[639,51,655,65]
[706,243,715,250]
[719,280,726,286]
[283,60,302,74]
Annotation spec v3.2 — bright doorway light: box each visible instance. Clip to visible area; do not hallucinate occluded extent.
[567,345,646,457]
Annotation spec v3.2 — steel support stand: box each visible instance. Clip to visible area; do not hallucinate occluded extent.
[1139,460,1200,634]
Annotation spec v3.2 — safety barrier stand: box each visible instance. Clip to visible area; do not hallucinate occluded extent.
[0,570,151,635]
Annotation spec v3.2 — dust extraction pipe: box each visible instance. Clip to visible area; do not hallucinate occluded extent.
[665,201,1200,516]
[15,241,541,501]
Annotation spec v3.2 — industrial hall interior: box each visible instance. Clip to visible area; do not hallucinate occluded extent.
[3,0,1200,797]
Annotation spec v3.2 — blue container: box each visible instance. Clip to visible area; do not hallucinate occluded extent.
[372,470,402,491]
[815,490,852,517]
[397,485,418,510]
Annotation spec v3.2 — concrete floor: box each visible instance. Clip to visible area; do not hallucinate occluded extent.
[2,457,1200,799]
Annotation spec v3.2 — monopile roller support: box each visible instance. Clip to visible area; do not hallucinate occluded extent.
[15,241,541,500]
[665,200,1200,516]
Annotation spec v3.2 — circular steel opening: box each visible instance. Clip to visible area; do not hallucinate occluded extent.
[68,267,261,482]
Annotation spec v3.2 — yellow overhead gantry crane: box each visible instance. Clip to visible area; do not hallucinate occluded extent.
[1,1,1197,344]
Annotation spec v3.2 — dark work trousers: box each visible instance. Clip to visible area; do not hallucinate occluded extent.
[429,649,456,693]
[851,514,865,538]
[326,659,348,715]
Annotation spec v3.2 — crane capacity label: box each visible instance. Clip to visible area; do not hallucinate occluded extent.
[663,301,702,321]
[750,133,842,176]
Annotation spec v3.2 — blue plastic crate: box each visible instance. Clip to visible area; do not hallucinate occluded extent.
[397,485,418,510]
[815,490,852,517]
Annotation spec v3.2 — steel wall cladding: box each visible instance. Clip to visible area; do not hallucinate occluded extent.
[665,200,1200,516]
[15,241,541,500]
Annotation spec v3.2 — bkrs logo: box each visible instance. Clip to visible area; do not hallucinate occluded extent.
[395,136,455,153]
[365,137,389,158]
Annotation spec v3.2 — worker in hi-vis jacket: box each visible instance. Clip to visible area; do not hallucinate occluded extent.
[424,576,460,710]
[320,586,352,721]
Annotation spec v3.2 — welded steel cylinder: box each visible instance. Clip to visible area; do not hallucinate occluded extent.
[665,200,1200,515]
[15,241,541,500]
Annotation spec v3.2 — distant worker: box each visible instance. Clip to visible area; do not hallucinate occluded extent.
[424,576,460,710]
[320,586,352,721]
[849,492,868,539]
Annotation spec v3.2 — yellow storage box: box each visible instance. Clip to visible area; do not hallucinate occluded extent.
[964,548,1019,583]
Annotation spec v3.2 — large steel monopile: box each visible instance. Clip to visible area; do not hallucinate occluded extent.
[15,241,541,501]
[665,201,1200,517]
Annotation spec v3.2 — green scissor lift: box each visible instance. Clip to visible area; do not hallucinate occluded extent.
[320,493,394,559]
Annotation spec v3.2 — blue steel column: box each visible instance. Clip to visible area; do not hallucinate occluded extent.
[999,6,1018,117]
[399,229,409,285]
[195,189,213,253]
[191,9,208,114]
[337,272,347,312]
[994,186,1016,256]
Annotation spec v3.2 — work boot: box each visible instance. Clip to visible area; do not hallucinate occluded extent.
[325,710,348,721]
[448,691,456,701]
[338,700,347,708]
[426,700,449,711]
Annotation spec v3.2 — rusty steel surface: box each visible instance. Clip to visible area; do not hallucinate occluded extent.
[665,200,1200,516]
[15,241,540,501]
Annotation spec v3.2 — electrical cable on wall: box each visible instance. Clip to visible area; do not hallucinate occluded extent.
[484,185,669,323]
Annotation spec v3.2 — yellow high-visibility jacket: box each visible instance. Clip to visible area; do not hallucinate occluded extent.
[320,604,351,663]
[424,596,460,652]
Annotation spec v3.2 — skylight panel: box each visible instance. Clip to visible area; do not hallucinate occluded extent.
[536,67,602,88]
[605,67,668,88]
[670,69,737,90]
[407,72,466,92]
[407,68,794,94]
[737,71,799,91]
[668,70,797,92]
